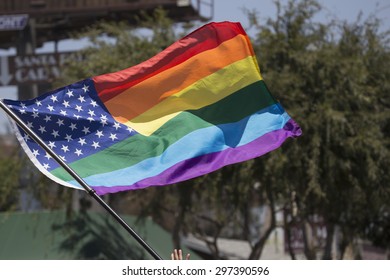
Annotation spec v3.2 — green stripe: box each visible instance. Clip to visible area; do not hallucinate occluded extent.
[51,80,276,180]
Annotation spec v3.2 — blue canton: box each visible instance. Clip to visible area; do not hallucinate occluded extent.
[4,78,136,171]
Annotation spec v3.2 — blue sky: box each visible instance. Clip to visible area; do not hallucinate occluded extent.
[1,0,390,133]
[212,0,390,30]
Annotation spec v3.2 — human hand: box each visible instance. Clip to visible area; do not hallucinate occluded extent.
[171,249,190,260]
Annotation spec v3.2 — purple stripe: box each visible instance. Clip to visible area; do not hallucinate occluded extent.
[93,119,301,195]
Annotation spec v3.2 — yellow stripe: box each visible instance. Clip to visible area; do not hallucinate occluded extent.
[120,56,261,136]
[104,34,257,121]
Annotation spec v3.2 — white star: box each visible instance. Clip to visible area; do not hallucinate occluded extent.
[82,84,89,92]
[88,109,95,117]
[50,95,58,102]
[60,110,67,116]
[75,105,83,112]
[113,122,121,130]
[43,163,50,169]
[100,118,108,126]
[26,121,34,129]
[73,114,81,120]
[19,109,26,114]
[47,105,54,112]
[62,100,70,108]
[69,123,77,131]
[35,100,42,106]
[87,117,94,123]
[66,89,74,97]
[23,134,30,141]
[109,133,118,141]
[74,149,83,156]
[78,138,87,146]
[127,127,134,133]
[61,145,69,153]
[92,141,100,149]
[78,95,86,103]
[51,130,60,138]
[44,153,52,160]
[48,141,56,149]
[82,126,90,135]
[20,102,27,108]
[100,114,108,126]
[32,149,40,157]
[38,126,46,134]
[44,115,52,122]
[56,119,64,126]
[95,130,104,138]
[60,156,66,162]
[90,100,98,107]
[65,134,73,142]
[31,111,39,118]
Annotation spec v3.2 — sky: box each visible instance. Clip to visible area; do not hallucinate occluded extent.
[1,0,390,134]
[211,0,390,29]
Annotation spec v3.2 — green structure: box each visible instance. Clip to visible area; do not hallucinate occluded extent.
[0,211,200,260]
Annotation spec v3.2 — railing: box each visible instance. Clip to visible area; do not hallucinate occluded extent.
[0,0,186,13]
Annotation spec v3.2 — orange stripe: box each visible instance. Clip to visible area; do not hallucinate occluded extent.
[119,56,261,136]
[103,34,254,121]
[94,22,248,103]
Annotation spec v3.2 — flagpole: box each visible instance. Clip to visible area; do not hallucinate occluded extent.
[0,99,162,260]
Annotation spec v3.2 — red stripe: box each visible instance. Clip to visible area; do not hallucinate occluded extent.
[93,22,247,103]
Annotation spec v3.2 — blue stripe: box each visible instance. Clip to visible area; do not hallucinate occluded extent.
[67,103,291,187]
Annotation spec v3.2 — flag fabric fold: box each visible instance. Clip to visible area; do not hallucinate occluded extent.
[3,21,301,195]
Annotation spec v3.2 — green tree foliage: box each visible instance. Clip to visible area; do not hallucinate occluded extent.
[252,0,390,259]
[0,152,22,211]
[0,146,73,212]
[56,8,178,86]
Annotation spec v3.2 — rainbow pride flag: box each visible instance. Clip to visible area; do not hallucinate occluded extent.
[3,22,301,195]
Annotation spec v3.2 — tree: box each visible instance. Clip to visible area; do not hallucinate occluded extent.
[251,0,390,259]
[56,8,178,86]
[0,138,68,212]
[0,151,21,211]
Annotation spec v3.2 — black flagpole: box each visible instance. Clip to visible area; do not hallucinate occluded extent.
[0,99,162,260]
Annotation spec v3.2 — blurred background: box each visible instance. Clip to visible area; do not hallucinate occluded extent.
[0,0,389,260]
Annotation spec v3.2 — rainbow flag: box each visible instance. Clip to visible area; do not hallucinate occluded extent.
[3,22,301,195]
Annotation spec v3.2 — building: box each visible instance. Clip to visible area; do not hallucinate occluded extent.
[0,0,213,49]
[0,0,214,99]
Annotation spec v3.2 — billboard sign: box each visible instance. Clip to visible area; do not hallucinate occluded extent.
[0,14,29,31]
[0,52,83,86]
